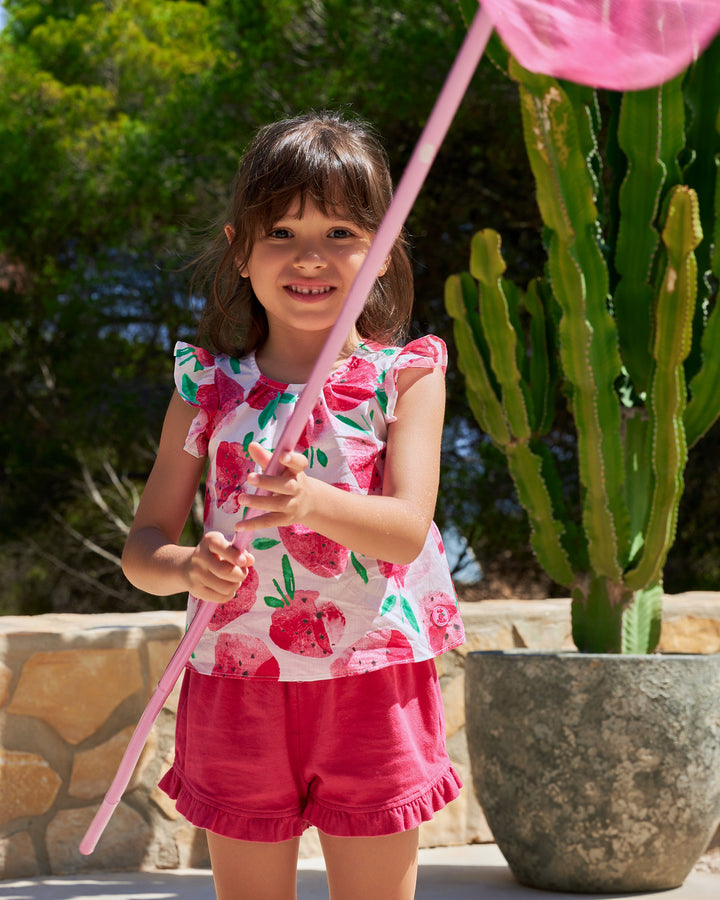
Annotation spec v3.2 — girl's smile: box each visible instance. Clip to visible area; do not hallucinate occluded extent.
[284,281,335,300]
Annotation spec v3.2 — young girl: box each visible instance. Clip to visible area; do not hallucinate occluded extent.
[122,111,464,900]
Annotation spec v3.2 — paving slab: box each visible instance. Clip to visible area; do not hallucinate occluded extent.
[1,845,718,900]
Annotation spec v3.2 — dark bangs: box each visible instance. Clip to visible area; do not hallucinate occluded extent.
[231,114,392,266]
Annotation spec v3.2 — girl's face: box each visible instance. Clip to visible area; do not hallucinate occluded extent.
[240,196,383,343]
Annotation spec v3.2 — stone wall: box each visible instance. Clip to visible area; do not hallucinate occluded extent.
[1,594,719,878]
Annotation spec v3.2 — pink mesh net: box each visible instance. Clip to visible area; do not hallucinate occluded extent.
[480,0,720,89]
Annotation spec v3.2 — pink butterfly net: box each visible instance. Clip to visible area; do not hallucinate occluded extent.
[483,0,720,89]
[79,0,720,856]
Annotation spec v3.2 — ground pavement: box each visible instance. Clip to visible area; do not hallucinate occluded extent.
[2,844,719,900]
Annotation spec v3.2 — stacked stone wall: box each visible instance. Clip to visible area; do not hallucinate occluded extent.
[1,594,719,878]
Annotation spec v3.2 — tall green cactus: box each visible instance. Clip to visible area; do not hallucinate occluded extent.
[446,38,720,653]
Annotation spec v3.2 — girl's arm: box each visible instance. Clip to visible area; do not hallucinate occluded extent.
[236,365,446,564]
[122,391,253,603]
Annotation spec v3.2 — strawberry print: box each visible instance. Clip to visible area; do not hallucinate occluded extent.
[343,439,380,491]
[279,523,349,577]
[215,441,255,513]
[173,337,462,682]
[330,629,414,675]
[246,379,281,411]
[378,559,410,587]
[404,336,443,366]
[208,566,259,631]
[297,400,331,460]
[279,483,352,576]
[324,357,377,411]
[192,346,215,368]
[269,591,346,657]
[215,369,245,411]
[420,591,461,653]
[213,634,280,679]
[266,555,346,656]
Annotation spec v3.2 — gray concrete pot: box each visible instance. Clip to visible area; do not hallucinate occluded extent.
[465,650,720,893]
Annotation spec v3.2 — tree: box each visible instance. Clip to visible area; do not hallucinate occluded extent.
[0,0,235,611]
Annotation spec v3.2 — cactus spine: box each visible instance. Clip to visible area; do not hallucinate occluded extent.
[446,42,720,653]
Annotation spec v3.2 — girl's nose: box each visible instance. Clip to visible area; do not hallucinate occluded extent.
[294,244,327,269]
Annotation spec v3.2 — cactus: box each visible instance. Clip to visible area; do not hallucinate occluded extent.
[446,39,720,653]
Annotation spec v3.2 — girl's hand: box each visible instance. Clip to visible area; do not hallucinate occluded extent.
[184,531,254,605]
[235,441,314,531]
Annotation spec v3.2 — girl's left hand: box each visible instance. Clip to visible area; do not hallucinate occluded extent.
[235,441,314,531]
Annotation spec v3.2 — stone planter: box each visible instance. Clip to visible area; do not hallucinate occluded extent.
[465,650,720,893]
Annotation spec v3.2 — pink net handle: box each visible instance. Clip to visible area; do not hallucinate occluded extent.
[481,0,720,89]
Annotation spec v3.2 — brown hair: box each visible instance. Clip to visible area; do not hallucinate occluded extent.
[194,111,414,356]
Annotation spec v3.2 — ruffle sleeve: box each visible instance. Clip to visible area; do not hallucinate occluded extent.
[384,335,447,423]
[174,342,219,458]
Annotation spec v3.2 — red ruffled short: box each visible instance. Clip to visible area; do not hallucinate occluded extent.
[159,659,461,842]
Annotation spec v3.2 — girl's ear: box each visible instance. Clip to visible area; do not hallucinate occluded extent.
[225,223,249,278]
[378,256,390,277]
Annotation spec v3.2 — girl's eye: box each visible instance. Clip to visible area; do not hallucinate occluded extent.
[269,227,292,239]
[329,228,354,239]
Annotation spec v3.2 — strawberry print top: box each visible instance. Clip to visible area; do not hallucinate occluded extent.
[174,337,464,682]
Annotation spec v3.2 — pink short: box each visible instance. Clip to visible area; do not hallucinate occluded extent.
[159,660,462,842]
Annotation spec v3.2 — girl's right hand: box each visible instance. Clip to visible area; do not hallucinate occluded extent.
[184,532,254,605]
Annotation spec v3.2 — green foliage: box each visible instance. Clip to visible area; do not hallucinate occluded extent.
[446,39,720,653]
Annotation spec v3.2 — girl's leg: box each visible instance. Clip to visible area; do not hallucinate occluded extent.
[319,828,419,900]
[207,831,301,900]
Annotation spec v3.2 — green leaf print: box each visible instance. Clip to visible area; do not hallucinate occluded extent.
[252,537,281,551]
[335,413,370,433]
[351,552,369,584]
[375,371,389,413]
[381,595,397,616]
[181,373,199,403]
[176,345,198,367]
[282,554,295,599]
[270,577,289,606]
[401,597,421,633]
[242,433,254,454]
[302,447,329,468]
[258,393,295,430]
[229,357,242,374]
[258,395,280,429]
[264,595,285,609]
